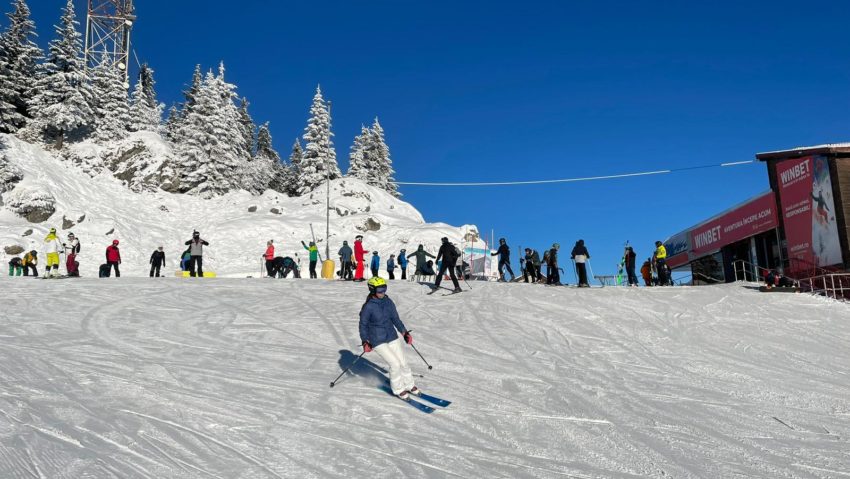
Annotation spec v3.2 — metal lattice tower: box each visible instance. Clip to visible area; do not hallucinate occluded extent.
[84,0,136,85]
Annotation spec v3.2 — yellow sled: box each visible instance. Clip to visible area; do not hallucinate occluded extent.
[321,259,336,279]
[175,271,217,278]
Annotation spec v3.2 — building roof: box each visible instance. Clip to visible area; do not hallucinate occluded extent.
[756,143,850,161]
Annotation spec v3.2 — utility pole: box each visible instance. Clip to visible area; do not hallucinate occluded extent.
[84,0,135,87]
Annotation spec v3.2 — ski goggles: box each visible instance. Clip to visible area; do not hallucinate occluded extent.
[375,285,388,294]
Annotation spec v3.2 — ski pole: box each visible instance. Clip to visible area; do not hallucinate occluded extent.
[405,332,433,370]
[571,259,578,284]
[330,350,366,388]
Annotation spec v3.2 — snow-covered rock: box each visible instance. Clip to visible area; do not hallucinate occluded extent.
[4,185,55,222]
[0,134,478,276]
[0,153,23,202]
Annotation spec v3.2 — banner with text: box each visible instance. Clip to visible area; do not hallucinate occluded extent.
[775,156,843,267]
[689,192,778,257]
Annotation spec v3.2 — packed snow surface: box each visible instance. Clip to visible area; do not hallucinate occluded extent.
[1,278,848,478]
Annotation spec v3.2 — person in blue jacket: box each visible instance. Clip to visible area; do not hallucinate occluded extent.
[398,248,409,280]
[370,251,381,278]
[387,254,396,280]
[359,277,418,399]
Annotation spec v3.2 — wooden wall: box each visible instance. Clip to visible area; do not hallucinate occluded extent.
[831,157,850,269]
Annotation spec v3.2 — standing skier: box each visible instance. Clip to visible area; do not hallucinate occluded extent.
[264,240,275,277]
[433,237,462,293]
[359,277,419,400]
[22,250,38,277]
[302,240,319,279]
[407,244,436,278]
[571,240,590,287]
[653,241,668,286]
[64,232,80,277]
[370,251,381,278]
[523,248,541,283]
[546,243,560,285]
[338,240,353,280]
[150,246,166,277]
[491,238,515,282]
[44,228,62,277]
[387,254,396,280]
[353,235,366,282]
[105,240,121,278]
[624,246,638,286]
[398,249,409,280]
[185,231,209,278]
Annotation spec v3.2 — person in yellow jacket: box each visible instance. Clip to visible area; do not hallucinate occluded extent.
[22,250,39,276]
[653,240,668,286]
[44,228,62,277]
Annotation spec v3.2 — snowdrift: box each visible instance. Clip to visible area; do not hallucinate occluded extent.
[0,134,477,276]
[0,279,848,478]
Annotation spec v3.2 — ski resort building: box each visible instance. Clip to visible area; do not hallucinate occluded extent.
[664,144,850,283]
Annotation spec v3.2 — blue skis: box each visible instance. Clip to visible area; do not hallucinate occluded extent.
[380,385,434,413]
[413,391,452,408]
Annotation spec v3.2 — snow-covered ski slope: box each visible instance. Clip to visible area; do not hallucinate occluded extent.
[1,278,848,478]
[0,135,476,277]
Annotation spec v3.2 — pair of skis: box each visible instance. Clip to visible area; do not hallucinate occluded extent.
[380,385,451,413]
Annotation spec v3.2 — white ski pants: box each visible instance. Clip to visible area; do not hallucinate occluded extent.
[373,338,415,395]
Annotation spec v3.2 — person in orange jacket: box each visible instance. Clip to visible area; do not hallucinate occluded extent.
[264,240,275,277]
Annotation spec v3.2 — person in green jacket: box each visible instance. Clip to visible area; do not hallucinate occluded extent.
[301,240,319,279]
[406,244,436,278]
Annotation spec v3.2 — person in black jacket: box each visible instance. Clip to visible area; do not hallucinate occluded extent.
[624,246,638,286]
[433,237,461,292]
[150,246,166,277]
[523,248,541,283]
[491,238,515,282]
[546,243,560,285]
[571,239,590,287]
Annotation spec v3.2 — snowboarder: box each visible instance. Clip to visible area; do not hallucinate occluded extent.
[624,246,638,286]
[22,250,38,277]
[641,259,652,287]
[8,257,22,276]
[407,244,436,279]
[653,241,668,286]
[338,241,354,280]
[359,276,418,400]
[398,249,409,280]
[301,240,319,279]
[185,231,209,278]
[387,254,396,280]
[523,248,541,283]
[264,240,275,278]
[354,235,366,282]
[180,247,192,272]
[433,237,462,293]
[105,240,121,278]
[64,232,80,277]
[150,246,166,277]
[491,238,515,282]
[765,269,796,289]
[546,243,560,285]
[571,240,590,287]
[370,251,381,278]
[44,228,62,278]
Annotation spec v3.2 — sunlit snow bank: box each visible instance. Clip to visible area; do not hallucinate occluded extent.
[0,279,848,478]
[0,135,477,276]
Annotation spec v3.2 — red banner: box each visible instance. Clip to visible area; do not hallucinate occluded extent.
[775,156,843,267]
[689,192,778,256]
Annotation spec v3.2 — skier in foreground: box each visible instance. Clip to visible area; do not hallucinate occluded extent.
[359,277,419,400]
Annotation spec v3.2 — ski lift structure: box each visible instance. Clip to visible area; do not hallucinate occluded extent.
[84,0,136,87]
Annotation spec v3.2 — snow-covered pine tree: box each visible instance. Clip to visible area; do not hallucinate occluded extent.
[256,122,287,194]
[346,125,371,182]
[24,0,92,148]
[298,85,340,195]
[128,68,162,132]
[365,117,400,197]
[0,0,42,133]
[90,52,130,142]
[165,65,201,145]
[163,104,179,141]
[175,63,247,197]
[237,97,255,157]
[286,138,303,196]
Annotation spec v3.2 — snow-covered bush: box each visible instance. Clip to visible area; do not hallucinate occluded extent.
[5,186,55,222]
[0,153,24,201]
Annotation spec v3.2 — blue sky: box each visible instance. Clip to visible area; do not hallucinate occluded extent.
[24,0,850,279]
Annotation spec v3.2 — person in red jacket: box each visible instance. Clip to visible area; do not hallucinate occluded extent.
[354,234,366,282]
[264,240,275,277]
[106,239,121,278]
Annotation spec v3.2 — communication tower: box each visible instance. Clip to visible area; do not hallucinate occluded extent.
[84,0,136,86]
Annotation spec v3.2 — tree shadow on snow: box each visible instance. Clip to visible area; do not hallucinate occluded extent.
[336,349,388,386]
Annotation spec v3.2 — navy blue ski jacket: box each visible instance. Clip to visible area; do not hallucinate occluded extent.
[359,295,407,347]
[387,258,396,271]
